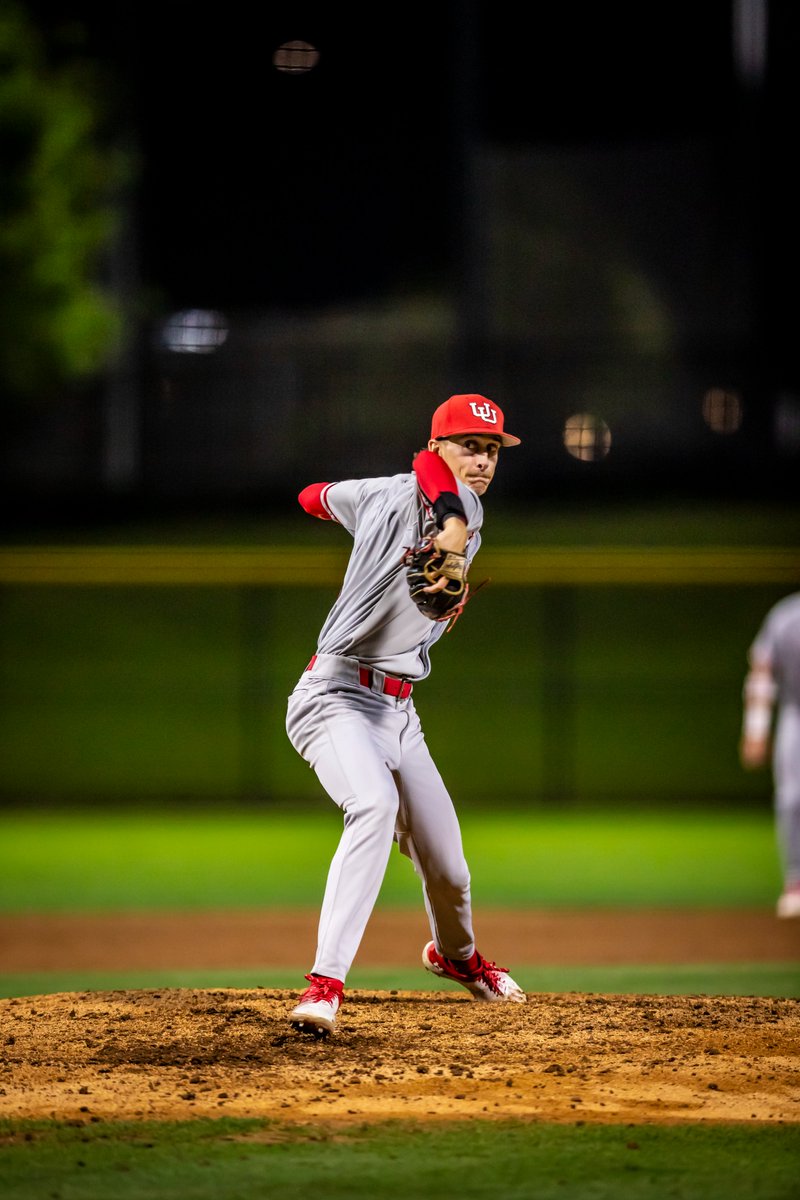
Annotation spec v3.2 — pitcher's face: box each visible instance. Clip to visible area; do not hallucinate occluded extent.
[428,434,501,495]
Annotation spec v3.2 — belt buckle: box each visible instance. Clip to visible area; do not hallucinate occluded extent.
[357,663,411,701]
[385,674,412,700]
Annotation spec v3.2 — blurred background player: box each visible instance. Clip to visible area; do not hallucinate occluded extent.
[739,591,800,918]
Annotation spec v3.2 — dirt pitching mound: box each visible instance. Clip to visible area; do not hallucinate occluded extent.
[1,988,798,1127]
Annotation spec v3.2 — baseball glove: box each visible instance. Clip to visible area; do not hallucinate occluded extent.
[402,537,469,623]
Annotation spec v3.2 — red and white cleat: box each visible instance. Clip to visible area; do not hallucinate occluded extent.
[422,941,526,1002]
[289,973,344,1036]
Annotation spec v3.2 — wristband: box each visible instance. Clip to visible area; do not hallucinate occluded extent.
[432,491,466,529]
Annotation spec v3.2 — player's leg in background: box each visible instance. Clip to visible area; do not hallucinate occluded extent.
[773,708,800,915]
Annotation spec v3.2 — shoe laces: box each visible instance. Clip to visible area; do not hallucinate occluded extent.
[301,974,343,1003]
[477,958,509,994]
[441,950,507,987]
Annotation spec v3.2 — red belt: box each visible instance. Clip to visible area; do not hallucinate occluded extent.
[306,655,413,699]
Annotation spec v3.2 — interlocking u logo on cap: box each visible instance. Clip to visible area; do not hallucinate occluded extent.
[469,400,498,425]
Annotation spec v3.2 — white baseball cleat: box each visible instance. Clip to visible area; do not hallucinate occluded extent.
[776,888,800,919]
[289,974,343,1036]
[422,941,526,1003]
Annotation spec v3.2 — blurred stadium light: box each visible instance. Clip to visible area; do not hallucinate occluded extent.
[160,310,230,355]
[702,388,743,435]
[563,414,612,463]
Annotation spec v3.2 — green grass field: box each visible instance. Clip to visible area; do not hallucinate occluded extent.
[0,807,783,912]
[2,806,796,1197]
[1,1117,798,1200]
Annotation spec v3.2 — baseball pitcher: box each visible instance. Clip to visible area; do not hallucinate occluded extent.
[286,394,526,1035]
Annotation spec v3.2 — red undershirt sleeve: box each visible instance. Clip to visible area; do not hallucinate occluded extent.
[298,482,335,520]
[413,450,466,528]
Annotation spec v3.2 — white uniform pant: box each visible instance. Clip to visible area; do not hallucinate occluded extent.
[286,663,475,982]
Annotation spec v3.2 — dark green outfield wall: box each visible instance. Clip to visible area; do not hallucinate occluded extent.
[0,578,791,806]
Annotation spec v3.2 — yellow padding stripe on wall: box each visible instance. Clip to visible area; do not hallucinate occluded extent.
[0,546,797,585]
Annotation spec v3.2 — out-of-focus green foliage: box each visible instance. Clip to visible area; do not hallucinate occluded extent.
[0,2,133,404]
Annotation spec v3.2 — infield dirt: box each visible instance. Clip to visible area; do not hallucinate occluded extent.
[1,907,798,1127]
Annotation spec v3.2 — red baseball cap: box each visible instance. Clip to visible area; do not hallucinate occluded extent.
[430,394,521,447]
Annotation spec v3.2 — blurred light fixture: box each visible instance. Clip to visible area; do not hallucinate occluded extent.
[563,413,611,462]
[702,387,743,434]
[272,40,320,74]
[161,309,229,355]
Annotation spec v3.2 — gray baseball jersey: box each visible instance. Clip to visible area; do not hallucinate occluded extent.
[286,468,484,982]
[749,591,800,884]
[750,592,800,706]
[312,471,483,676]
